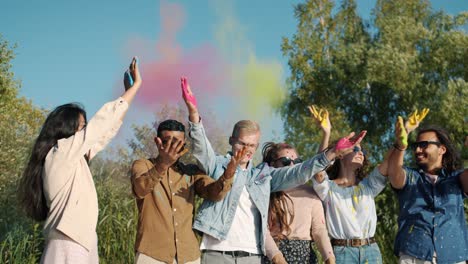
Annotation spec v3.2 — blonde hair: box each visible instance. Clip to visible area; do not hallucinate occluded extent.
[231,120,260,137]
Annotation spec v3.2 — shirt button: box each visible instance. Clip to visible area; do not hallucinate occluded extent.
[169,181,173,184]
[175,222,178,226]
[173,208,177,212]
[172,193,176,196]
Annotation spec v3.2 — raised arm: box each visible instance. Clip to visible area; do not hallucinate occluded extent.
[308,105,331,152]
[194,147,247,201]
[120,57,142,120]
[181,77,200,123]
[182,77,218,174]
[309,105,331,183]
[387,116,408,189]
[387,109,430,188]
[375,148,393,177]
[57,57,143,162]
[270,131,367,192]
[325,130,367,161]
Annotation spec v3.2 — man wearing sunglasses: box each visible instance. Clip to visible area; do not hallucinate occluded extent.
[388,119,467,264]
[181,77,366,264]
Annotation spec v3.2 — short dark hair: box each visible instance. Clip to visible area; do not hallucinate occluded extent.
[416,126,461,173]
[157,119,185,137]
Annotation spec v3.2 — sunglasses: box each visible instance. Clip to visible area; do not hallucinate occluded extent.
[274,156,303,166]
[410,141,441,151]
[353,146,366,156]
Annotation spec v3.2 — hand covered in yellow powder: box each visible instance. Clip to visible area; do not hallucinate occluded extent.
[405,108,429,134]
[395,116,408,150]
[308,105,331,134]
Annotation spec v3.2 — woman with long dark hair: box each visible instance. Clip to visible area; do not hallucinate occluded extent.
[18,57,142,263]
[262,141,335,264]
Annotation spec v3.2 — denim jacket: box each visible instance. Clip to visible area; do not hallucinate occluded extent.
[189,121,331,254]
[394,167,468,264]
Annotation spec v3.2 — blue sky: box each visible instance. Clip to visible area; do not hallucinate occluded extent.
[1,0,467,149]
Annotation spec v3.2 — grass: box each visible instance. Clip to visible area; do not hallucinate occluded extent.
[0,164,139,264]
[3,163,465,264]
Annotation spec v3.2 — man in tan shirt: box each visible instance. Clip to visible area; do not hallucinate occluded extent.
[131,119,245,264]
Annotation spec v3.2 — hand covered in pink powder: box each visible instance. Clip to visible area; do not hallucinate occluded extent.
[181,77,198,109]
[333,130,367,158]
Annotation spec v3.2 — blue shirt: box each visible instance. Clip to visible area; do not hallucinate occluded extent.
[188,121,331,254]
[394,167,468,264]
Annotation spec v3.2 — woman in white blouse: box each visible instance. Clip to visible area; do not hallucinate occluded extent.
[309,105,388,264]
[18,57,142,264]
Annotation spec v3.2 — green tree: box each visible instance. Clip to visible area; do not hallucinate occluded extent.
[281,0,467,262]
[0,35,45,238]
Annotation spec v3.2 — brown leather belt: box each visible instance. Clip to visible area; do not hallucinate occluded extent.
[331,237,376,247]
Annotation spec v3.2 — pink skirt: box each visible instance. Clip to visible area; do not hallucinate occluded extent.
[41,230,98,264]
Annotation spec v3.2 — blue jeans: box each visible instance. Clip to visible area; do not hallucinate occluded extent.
[334,243,382,264]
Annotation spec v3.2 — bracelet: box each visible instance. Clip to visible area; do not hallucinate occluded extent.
[393,143,407,151]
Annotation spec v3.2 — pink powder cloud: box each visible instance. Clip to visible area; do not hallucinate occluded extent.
[126,0,230,108]
[138,44,229,106]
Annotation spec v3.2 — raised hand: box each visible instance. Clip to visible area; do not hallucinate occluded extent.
[335,131,366,150]
[395,116,408,150]
[154,136,186,172]
[308,105,331,133]
[224,147,248,180]
[124,57,142,91]
[333,131,367,158]
[405,108,429,134]
[181,77,200,123]
[181,77,198,109]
